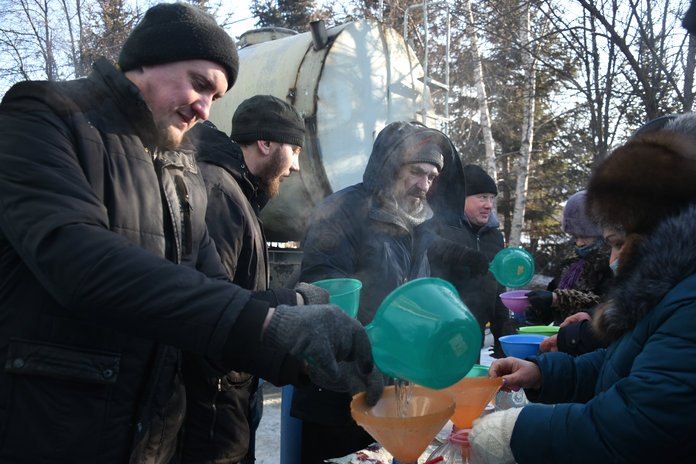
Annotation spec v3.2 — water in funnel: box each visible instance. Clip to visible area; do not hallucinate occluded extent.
[351,385,455,464]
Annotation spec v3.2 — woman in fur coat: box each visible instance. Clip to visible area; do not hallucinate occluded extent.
[467,114,696,464]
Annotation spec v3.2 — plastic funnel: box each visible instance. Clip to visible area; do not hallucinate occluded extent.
[444,377,503,428]
[351,385,455,464]
[311,278,362,318]
[366,278,481,389]
[489,248,535,288]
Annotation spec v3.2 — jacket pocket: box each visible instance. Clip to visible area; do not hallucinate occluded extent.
[1,338,121,461]
[5,338,120,383]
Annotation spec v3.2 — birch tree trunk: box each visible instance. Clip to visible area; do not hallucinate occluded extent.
[508,1,537,247]
[463,0,497,181]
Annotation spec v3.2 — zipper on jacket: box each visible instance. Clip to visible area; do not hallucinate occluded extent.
[209,378,222,440]
[173,175,193,255]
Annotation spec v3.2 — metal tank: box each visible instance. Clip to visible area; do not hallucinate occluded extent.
[208,19,438,242]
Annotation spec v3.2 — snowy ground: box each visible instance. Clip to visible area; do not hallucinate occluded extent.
[254,329,497,463]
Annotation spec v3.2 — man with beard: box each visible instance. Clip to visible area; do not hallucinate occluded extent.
[0,4,383,462]
[185,95,330,463]
[291,120,458,463]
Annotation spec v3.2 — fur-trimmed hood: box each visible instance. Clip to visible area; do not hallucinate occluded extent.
[595,205,696,340]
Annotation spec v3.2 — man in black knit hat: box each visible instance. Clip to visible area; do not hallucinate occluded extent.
[185,95,331,463]
[0,3,382,463]
[427,164,514,358]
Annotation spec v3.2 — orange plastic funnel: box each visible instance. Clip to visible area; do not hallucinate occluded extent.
[351,385,455,463]
[444,377,503,428]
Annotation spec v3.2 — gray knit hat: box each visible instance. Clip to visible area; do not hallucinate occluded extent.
[401,141,444,170]
[118,3,239,90]
[231,95,306,147]
[562,190,602,237]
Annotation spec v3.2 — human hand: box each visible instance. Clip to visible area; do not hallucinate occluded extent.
[488,357,542,392]
[262,304,383,405]
[538,334,558,353]
[294,282,330,305]
[560,311,591,327]
[307,361,385,405]
[469,408,522,464]
[428,239,490,279]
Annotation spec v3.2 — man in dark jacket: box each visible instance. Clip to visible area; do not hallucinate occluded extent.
[185,96,326,463]
[293,120,459,463]
[425,164,513,358]
[0,4,381,463]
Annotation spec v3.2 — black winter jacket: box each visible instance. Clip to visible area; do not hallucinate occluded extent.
[422,212,509,342]
[182,122,303,463]
[0,59,276,463]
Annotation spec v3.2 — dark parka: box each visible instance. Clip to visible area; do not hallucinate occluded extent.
[182,122,302,463]
[510,206,696,463]
[421,209,509,346]
[292,121,458,427]
[0,59,278,463]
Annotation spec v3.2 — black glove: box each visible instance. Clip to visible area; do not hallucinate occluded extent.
[263,304,384,405]
[308,361,385,405]
[525,290,554,324]
[428,239,490,281]
[294,282,331,305]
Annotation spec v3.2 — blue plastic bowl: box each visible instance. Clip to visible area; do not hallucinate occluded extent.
[499,334,547,358]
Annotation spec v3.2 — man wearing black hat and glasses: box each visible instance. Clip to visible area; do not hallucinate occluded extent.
[0,4,382,463]
[185,95,332,463]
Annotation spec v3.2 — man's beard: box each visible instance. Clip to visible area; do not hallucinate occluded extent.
[397,186,427,215]
[396,186,433,226]
[256,145,285,198]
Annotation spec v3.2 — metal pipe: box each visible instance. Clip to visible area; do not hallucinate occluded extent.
[310,20,328,50]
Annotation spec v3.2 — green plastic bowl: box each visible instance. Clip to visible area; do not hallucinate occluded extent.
[489,248,535,288]
[366,277,481,390]
[311,278,362,318]
[465,364,490,377]
[518,325,560,336]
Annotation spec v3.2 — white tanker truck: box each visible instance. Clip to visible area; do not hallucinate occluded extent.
[207,19,443,286]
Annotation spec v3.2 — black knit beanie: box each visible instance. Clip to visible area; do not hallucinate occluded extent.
[464,164,497,196]
[118,3,239,90]
[231,95,306,147]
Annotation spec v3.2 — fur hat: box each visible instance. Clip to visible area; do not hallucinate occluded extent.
[231,95,305,147]
[561,190,602,237]
[464,164,497,196]
[118,3,239,90]
[586,130,696,236]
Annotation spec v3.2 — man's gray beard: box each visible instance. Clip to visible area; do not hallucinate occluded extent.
[398,199,433,227]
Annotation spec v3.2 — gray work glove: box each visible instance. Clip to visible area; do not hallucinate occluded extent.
[264,304,384,405]
[294,282,331,305]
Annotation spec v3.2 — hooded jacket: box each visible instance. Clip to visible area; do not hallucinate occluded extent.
[292,121,457,427]
[0,59,275,463]
[510,206,696,463]
[420,194,509,343]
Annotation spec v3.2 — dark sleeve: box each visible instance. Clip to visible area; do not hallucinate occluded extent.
[299,196,359,283]
[204,183,246,279]
[0,84,255,361]
[557,319,608,356]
